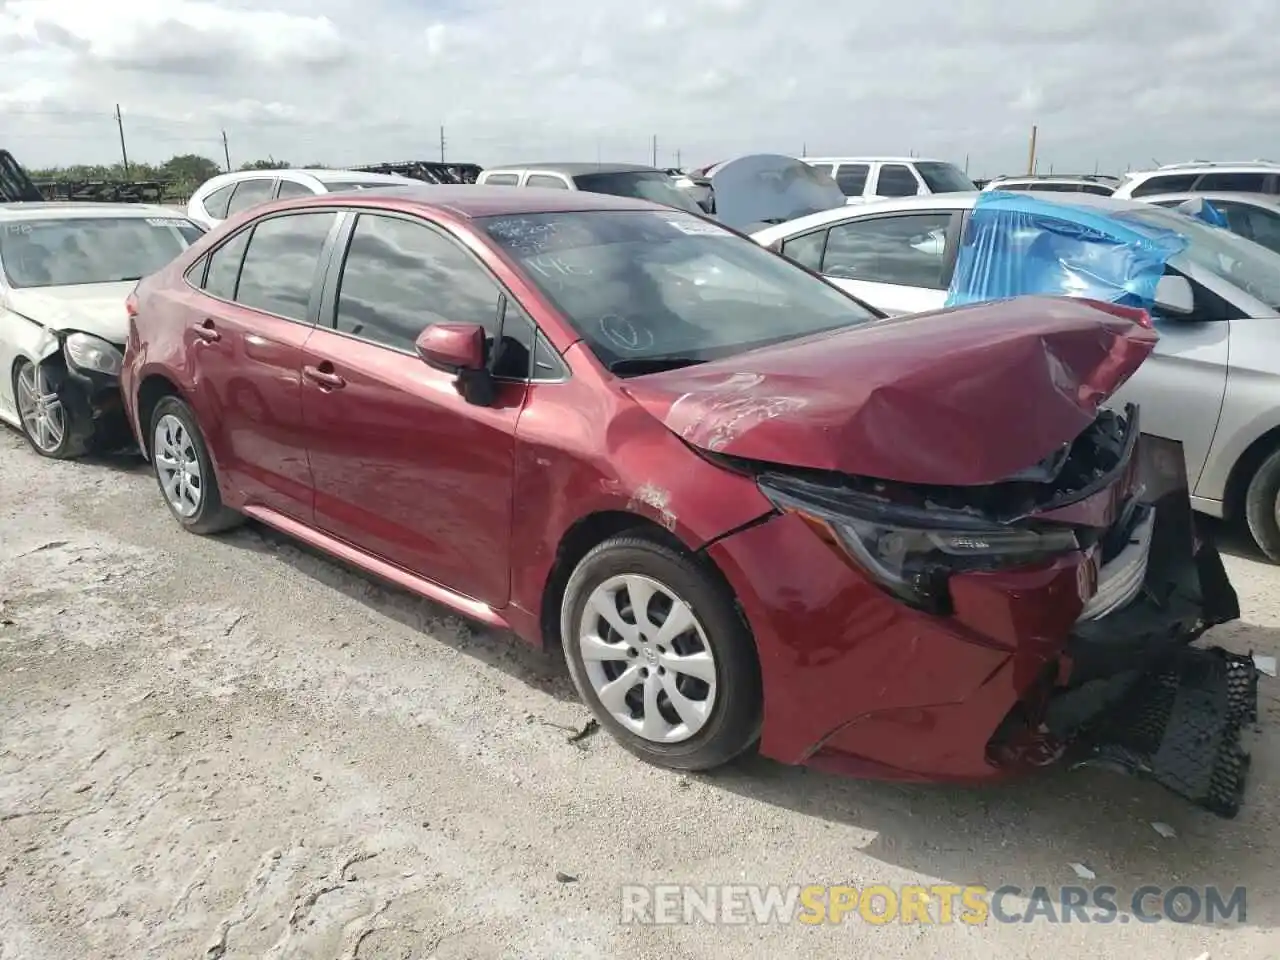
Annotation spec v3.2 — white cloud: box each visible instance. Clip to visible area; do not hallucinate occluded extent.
[0,0,1276,178]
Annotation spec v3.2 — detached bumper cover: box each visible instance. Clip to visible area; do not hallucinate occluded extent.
[1076,646,1258,818]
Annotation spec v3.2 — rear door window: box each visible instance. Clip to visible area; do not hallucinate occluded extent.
[1129,174,1199,197]
[276,179,315,199]
[202,231,251,300]
[834,164,870,197]
[526,174,570,189]
[780,230,827,271]
[808,163,835,178]
[1194,172,1269,192]
[873,164,921,197]
[226,178,276,216]
[202,184,235,219]
[233,212,337,322]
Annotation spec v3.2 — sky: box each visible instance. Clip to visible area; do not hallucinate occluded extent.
[0,0,1275,178]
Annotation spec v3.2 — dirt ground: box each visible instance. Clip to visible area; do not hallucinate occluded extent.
[1,425,1277,960]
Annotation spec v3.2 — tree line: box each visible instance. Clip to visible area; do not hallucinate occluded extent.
[23,154,331,198]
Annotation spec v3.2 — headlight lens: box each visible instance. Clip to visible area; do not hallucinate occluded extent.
[63,332,124,376]
[759,477,1080,613]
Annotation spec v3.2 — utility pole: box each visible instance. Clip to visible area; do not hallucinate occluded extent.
[114,104,130,179]
[1026,124,1038,175]
[221,130,231,172]
[651,134,657,168]
[801,142,807,157]
[675,149,681,168]
[439,126,446,162]
[964,153,970,173]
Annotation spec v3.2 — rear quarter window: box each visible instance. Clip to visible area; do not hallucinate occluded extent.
[1129,174,1199,197]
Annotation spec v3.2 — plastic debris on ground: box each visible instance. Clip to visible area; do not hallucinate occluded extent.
[1252,654,1277,677]
[1150,821,1177,839]
[1069,862,1097,880]
[945,191,1188,310]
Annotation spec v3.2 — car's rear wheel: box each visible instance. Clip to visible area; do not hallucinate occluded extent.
[13,358,88,460]
[149,395,242,535]
[1244,447,1280,562]
[561,535,761,770]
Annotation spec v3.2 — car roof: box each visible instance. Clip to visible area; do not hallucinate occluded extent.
[1137,191,1280,207]
[275,183,663,218]
[0,202,192,221]
[751,190,1165,240]
[482,162,664,176]
[309,170,416,183]
[802,156,950,164]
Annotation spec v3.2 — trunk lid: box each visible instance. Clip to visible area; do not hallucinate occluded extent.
[622,295,1157,487]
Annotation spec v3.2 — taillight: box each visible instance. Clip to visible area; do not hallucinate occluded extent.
[125,289,139,319]
[1077,298,1154,330]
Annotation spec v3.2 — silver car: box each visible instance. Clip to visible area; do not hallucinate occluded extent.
[753,192,1280,560]
[1134,191,1280,256]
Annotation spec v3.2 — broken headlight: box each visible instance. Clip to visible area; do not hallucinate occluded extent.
[63,332,123,376]
[759,476,1079,614]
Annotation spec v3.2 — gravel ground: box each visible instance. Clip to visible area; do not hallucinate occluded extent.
[1,425,1277,960]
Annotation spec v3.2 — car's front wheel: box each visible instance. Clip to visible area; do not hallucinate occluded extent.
[1244,446,1280,562]
[561,535,762,770]
[149,395,242,535]
[12,358,89,460]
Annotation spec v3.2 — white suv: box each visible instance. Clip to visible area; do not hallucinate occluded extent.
[802,157,975,203]
[187,168,418,229]
[1111,161,1280,199]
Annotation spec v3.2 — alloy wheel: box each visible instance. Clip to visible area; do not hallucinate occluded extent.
[577,574,718,743]
[15,361,66,455]
[153,413,203,518]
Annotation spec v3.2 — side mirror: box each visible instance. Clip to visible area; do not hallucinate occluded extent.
[415,323,486,372]
[415,322,495,406]
[1153,275,1195,316]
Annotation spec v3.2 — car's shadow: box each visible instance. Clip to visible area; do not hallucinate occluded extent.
[222,516,1279,930]
[224,520,580,705]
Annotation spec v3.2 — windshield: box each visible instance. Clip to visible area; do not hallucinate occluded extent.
[572,171,705,214]
[915,161,977,193]
[1115,205,1280,311]
[0,216,201,289]
[477,210,877,373]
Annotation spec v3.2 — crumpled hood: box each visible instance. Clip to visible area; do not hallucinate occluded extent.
[622,295,1159,486]
[5,282,134,345]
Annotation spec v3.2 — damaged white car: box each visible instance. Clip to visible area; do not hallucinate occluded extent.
[0,203,204,458]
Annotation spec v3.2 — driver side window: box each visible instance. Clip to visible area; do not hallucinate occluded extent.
[821,212,952,289]
[332,213,533,378]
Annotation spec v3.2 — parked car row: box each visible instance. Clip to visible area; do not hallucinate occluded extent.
[0,176,1262,817]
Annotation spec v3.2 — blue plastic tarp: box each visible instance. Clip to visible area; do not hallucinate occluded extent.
[945,191,1189,310]
[1175,196,1230,228]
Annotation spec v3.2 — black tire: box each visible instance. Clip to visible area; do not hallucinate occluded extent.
[12,359,90,460]
[148,395,243,535]
[560,535,762,771]
[1244,446,1280,562]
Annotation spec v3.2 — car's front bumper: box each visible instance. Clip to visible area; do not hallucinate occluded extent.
[60,359,133,453]
[705,433,1256,816]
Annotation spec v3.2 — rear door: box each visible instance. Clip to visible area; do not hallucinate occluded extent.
[181,210,341,520]
[814,210,959,314]
[300,210,533,606]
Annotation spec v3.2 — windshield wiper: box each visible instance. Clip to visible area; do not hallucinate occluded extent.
[608,355,703,375]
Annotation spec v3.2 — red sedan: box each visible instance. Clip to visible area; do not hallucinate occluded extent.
[121,186,1256,815]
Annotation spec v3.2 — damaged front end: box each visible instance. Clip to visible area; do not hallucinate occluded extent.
[748,406,1253,817]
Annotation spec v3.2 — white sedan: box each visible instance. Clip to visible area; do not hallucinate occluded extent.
[751,191,1280,561]
[0,203,205,458]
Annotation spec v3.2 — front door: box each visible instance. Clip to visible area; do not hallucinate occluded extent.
[301,211,531,607]
[820,210,957,315]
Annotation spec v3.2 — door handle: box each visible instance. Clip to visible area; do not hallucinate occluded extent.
[303,364,346,390]
[193,319,221,342]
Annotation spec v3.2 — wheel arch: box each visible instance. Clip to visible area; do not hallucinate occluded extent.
[538,509,747,651]
[1223,423,1280,520]
[135,373,187,457]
